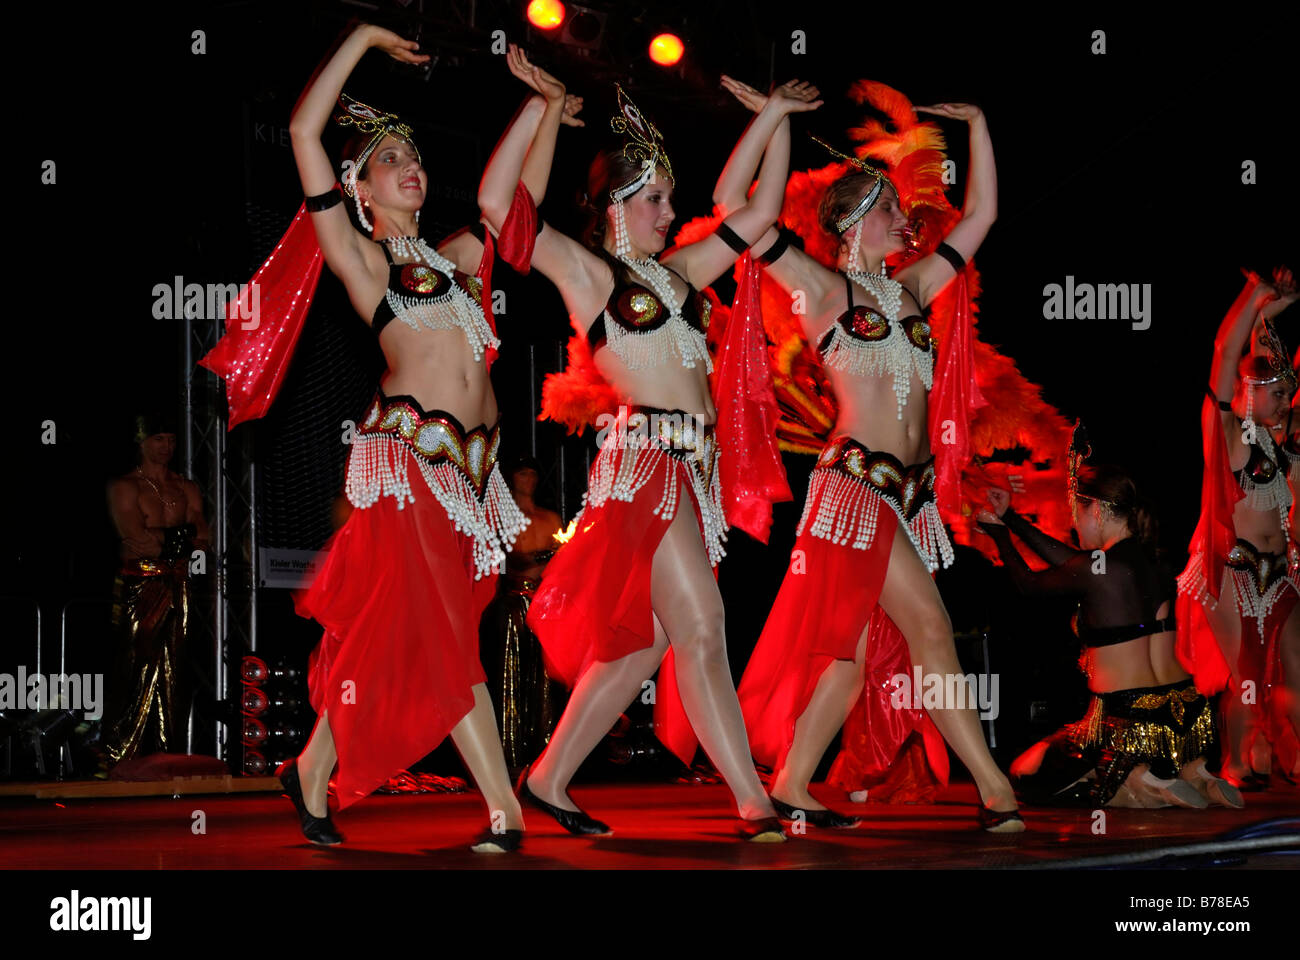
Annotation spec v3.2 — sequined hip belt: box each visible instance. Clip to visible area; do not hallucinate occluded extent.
[1227,538,1289,598]
[355,391,501,493]
[583,406,726,567]
[344,391,529,580]
[796,435,953,571]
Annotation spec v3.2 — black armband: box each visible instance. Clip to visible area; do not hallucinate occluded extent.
[713,221,751,255]
[305,186,343,212]
[1205,384,1232,411]
[755,227,800,267]
[934,241,965,273]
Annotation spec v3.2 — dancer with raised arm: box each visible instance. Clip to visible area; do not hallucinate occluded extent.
[202,24,573,852]
[480,48,820,840]
[730,96,1024,831]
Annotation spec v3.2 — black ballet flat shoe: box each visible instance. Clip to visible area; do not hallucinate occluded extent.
[770,796,861,829]
[516,767,612,836]
[1225,772,1270,792]
[978,805,1025,834]
[738,816,787,842]
[470,828,523,854]
[278,759,344,846]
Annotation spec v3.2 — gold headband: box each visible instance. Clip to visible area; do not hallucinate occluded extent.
[809,134,894,233]
[609,84,674,201]
[335,93,422,197]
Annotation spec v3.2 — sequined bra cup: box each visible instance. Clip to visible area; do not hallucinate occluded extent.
[585,271,712,371]
[1235,431,1291,507]
[371,241,500,362]
[817,273,934,419]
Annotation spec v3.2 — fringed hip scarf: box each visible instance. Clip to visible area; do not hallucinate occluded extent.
[796,435,953,572]
[1074,679,1216,803]
[581,405,727,567]
[343,391,528,579]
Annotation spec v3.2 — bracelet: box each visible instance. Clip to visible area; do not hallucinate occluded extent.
[305,185,343,212]
[713,221,751,255]
[1205,385,1232,411]
[755,227,800,267]
[934,241,965,273]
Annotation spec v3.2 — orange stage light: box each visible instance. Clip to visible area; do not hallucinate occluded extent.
[526,0,565,30]
[649,33,684,66]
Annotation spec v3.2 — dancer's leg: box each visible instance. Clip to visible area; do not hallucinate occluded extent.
[449,683,523,830]
[297,711,336,819]
[526,620,669,812]
[1206,589,1254,778]
[875,524,1017,811]
[1279,600,1300,749]
[650,502,775,821]
[770,627,867,811]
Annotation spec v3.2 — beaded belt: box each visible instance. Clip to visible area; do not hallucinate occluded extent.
[796,435,953,570]
[354,393,500,496]
[583,405,726,567]
[1226,539,1289,599]
[344,391,528,580]
[815,437,935,522]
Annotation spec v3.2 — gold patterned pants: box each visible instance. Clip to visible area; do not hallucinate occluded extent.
[102,558,192,765]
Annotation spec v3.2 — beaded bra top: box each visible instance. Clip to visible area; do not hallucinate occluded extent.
[1235,427,1292,513]
[817,272,934,420]
[371,238,500,362]
[586,265,712,372]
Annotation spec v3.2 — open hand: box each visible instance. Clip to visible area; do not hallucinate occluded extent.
[365,25,430,65]
[507,44,566,103]
[915,102,983,123]
[721,76,822,115]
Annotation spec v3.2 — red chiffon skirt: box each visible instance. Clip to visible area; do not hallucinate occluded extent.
[526,448,712,767]
[1238,584,1299,774]
[738,487,948,787]
[294,485,495,808]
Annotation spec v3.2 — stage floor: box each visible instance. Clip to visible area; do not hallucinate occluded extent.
[2,780,1296,870]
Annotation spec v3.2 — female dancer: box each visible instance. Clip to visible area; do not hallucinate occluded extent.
[730,98,1025,831]
[479,457,567,774]
[269,24,569,852]
[482,48,820,840]
[978,461,1240,809]
[1180,272,1300,789]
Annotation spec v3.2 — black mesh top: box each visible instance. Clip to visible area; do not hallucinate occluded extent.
[978,508,1175,647]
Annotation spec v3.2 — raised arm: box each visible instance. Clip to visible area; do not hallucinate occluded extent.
[981,487,1081,565]
[480,44,583,225]
[1210,275,1276,405]
[977,517,1092,597]
[662,78,821,290]
[287,25,428,289]
[893,103,996,308]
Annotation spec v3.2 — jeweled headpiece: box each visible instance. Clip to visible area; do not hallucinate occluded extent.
[334,93,422,199]
[1244,315,1298,392]
[1066,420,1116,512]
[609,84,674,203]
[809,134,894,233]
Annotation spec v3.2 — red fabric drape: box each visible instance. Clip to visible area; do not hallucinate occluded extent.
[713,252,792,543]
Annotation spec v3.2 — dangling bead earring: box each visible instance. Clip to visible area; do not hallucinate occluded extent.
[1244,383,1255,437]
[612,200,631,259]
[845,221,864,273]
[415,209,420,224]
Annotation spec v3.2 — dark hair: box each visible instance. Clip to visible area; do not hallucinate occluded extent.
[817,170,891,237]
[1075,463,1157,548]
[579,148,656,252]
